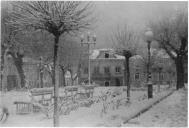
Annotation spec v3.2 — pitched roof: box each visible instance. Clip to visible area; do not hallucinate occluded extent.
[131,55,143,60]
[90,49,125,59]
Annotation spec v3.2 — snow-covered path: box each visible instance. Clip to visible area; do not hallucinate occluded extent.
[123,89,188,127]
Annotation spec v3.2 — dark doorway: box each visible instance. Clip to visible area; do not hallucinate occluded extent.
[105,81,110,86]
[105,53,109,58]
[115,78,121,86]
[7,75,18,91]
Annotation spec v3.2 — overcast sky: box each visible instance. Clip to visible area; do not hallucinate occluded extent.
[1,1,187,49]
[92,1,187,48]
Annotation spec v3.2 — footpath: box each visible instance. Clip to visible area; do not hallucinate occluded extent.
[122,88,187,127]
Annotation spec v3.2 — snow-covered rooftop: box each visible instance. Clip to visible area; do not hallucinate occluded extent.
[90,49,125,59]
[90,49,100,59]
[131,55,143,60]
[114,54,125,59]
[156,49,172,59]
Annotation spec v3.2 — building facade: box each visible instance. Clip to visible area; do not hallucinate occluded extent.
[80,49,125,86]
[80,48,176,87]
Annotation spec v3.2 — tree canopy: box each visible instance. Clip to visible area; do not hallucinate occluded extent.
[149,9,187,60]
[8,1,94,36]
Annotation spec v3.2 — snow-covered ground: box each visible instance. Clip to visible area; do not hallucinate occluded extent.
[122,88,188,127]
[0,86,175,127]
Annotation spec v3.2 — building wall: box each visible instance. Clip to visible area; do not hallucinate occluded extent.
[81,49,125,86]
[80,51,176,88]
[129,57,146,87]
[129,56,176,87]
[81,58,125,86]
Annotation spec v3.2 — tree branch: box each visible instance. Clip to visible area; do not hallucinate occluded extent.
[161,41,176,60]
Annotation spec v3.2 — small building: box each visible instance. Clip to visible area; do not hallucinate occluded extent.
[130,49,176,87]
[80,49,125,86]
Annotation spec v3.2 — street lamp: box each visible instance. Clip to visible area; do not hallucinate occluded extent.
[80,31,96,85]
[144,28,154,99]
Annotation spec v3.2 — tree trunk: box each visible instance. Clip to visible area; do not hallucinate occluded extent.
[40,71,43,88]
[70,70,74,86]
[125,57,130,102]
[53,35,59,127]
[158,71,160,92]
[62,70,66,87]
[39,58,44,88]
[1,46,6,90]
[14,55,25,88]
[175,56,184,90]
[77,64,81,85]
[60,68,66,87]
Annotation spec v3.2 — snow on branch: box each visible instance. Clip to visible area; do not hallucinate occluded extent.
[8,1,94,36]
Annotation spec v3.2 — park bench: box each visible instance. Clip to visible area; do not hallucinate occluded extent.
[30,88,53,112]
[14,87,53,114]
[14,101,33,114]
[58,85,96,115]
[64,86,78,97]
[78,85,95,98]
[30,88,53,105]
[60,85,95,104]
[61,86,79,103]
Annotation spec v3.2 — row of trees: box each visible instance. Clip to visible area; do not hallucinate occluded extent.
[1,1,187,126]
[111,7,187,101]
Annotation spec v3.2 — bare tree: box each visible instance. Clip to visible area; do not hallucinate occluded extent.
[111,24,138,102]
[8,1,94,126]
[149,9,187,89]
[1,2,26,89]
[23,31,54,60]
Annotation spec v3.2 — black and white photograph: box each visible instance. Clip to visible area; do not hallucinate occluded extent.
[0,1,188,127]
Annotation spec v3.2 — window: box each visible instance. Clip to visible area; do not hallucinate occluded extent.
[94,66,100,74]
[104,81,110,86]
[84,67,88,74]
[135,73,140,80]
[115,66,121,73]
[159,74,164,80]
[104,67,110,74]
[105,53,109,58]
[136,68,139,73]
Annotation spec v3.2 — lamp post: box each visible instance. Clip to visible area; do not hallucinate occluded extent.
[158,66,162,92]
[80,32,96,85]
[145,28,154,99]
